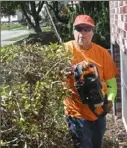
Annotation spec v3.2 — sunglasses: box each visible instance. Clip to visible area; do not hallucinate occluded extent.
[74,26,94,32]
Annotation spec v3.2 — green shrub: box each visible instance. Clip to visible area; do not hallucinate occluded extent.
[1,44,73,148]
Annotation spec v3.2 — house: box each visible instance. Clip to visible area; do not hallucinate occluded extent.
[1,10,23,23]
[110,1,127,132]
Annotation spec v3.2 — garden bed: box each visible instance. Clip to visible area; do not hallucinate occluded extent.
[103,113,127,148]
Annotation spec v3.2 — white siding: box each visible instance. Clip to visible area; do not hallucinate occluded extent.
[120,48,127,132]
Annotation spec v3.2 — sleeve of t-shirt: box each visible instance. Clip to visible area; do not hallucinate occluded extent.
[103,50,119,80]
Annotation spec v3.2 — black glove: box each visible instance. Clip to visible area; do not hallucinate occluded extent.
[74,64,83,81]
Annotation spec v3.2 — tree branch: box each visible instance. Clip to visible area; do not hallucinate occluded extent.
[37,1,45,15]
[30,1,36,17]
[46,2,69,24]
[23,2,32,16]
[21,2,35,29]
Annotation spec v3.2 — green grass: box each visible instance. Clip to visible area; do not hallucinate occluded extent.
[41,26,52,32]
[1,23,27,30]
[4,34,29,41]
[2,23,52,31]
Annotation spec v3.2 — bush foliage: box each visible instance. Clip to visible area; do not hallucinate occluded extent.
[1,43,73,148]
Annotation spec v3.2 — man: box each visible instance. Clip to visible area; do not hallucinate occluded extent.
[64,14,118,148]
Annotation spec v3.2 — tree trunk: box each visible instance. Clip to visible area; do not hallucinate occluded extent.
[21,2,42,34]
[8,16,11,23]
[34,23,42,33]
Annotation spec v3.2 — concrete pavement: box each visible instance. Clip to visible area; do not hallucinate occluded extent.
[1,30,30,47]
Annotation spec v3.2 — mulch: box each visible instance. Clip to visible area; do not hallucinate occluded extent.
[103,113,127,148]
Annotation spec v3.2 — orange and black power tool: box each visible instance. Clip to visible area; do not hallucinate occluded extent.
[74,63,105,107]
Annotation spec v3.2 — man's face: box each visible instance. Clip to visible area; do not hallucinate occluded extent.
[73,24,94,46]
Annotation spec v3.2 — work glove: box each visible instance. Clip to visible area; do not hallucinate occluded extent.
[103,99,113,114]
[74,64,83,80]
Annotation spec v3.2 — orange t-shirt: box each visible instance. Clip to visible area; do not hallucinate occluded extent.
[64,40,119,121]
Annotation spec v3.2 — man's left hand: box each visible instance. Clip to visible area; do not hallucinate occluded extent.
[103,100,113,114]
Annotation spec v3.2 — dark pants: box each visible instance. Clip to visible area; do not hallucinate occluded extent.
[66,116,106,148]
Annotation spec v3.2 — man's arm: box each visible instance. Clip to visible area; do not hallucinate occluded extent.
[105,77,117,102]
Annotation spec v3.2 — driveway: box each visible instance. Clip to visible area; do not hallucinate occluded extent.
[1,30,30,47]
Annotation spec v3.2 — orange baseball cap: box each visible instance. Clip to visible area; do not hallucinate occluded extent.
[73,14,95,27]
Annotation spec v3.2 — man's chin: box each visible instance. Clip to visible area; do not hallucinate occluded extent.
[77,40,85,46]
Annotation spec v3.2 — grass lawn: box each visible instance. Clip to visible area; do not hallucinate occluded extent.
[41,26,52,32]
[1,23,27,30]
[4,34,29,41]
